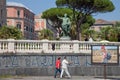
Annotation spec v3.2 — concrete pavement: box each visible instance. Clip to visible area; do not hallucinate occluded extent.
[1,76,120,80]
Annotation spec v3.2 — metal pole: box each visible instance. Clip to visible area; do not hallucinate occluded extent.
[104,64,107,79]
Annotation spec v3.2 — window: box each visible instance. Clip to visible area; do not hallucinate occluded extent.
[24,25,26,31]
[17,10,20,17]
[26,26,29,31]
[1,9,3,18]
[16,23,21,29]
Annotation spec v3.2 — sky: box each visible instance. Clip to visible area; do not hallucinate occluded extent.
[7,0,120,21]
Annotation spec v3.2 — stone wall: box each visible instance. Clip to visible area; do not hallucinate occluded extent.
[0,53,119,76]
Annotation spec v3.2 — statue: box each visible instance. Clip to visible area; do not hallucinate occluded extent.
[57,13,71,37]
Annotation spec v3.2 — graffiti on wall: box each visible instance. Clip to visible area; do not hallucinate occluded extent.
[0,55,91,68]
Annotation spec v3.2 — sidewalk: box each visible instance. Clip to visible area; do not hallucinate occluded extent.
[1,76,120,80]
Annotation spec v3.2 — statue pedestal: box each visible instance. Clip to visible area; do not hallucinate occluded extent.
[60,36,70,41]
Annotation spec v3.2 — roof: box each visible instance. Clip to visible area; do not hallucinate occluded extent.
[35,13,43,19]
[94,19,113,25]
[7,2,33,12]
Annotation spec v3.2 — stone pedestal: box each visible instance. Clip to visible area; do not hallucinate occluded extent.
[60,36,71,53]
[60,36,70,41]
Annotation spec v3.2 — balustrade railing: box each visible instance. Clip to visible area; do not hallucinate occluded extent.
[0,39,119,54]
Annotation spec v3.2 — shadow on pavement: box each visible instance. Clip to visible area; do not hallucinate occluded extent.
[94,76,120,80]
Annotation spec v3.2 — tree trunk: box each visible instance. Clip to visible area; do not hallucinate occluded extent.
[76,15,86,41]
[76,19,83,41]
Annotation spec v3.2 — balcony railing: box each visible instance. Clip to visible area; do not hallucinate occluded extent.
[0,39,120,54]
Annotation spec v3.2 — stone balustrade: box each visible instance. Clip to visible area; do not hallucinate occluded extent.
[0,39,120,54]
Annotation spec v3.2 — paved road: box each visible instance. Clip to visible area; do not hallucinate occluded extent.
[1,76,120,80]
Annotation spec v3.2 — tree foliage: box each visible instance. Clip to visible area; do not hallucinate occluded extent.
[115,21,120,42]
[56,0,115,40]
[100,26,119,42]
[38,29,54,40]
[0,26,23,39]
[42,8,95,40]
[42,8,73,27]
[42,8,73,20]
[56,0,114,13]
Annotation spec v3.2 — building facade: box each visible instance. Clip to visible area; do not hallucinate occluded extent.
[0,0,7,27]
[7,2,35,40]
[91,19,114,32]
[34,14,46,39]
[34,14,58,40]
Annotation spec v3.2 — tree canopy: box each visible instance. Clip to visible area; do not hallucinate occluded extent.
[42,8,73,27]
[56,0,114,14]
[42,8,95,40]
[56,0,115,40]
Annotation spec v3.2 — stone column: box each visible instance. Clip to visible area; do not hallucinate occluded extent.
[7,39,15,53]
[73,40,79,53]
[42,39,49,53]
